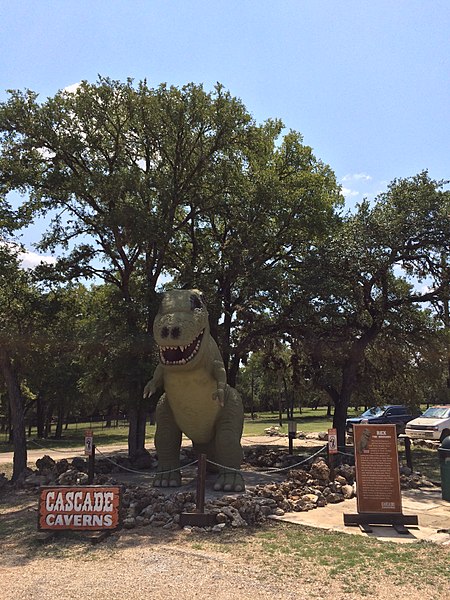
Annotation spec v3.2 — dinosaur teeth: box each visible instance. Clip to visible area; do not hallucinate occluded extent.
[159,329,205,366]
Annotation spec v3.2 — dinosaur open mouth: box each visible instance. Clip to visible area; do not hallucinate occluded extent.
[159,329,205,366]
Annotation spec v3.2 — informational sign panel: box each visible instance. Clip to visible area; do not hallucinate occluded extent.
[84,430,94,455]
[327,428,338,454]
[38,486,121,531]
[353,424,402,514]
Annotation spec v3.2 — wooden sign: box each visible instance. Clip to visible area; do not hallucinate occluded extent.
[353,424,402,514]
[38,486,121,531]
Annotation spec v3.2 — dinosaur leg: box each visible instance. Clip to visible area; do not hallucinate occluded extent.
[213,388,245,492]
[154,394,182,487]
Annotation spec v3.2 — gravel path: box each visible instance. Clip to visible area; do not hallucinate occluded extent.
[1,529,445,600]
[2,435,447,599]
[0,434,320,465]
[1,545,306,600]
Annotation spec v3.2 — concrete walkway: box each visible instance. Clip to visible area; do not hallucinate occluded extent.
[272,487,450,545]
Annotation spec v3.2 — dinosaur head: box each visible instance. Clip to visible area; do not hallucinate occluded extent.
[153,289,210,370]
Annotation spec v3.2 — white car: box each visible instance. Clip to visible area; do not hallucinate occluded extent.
[405,405,450,442]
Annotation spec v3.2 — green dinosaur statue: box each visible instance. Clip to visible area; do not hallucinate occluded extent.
[144,289,245,492]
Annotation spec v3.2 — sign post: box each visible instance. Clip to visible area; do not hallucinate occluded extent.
[179,454,215,527]
[327,428,338,454]
[327,428,338,474]
[288,420,297,455]
[85,430,95,484]
[85,430,94,454]
[344,424,418,533]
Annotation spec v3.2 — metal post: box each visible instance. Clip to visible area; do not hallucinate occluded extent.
[288,420,297,455]
[88,444,95,484]
[179,453,215,527]
[404,436,413,471]
[196,453,207,513]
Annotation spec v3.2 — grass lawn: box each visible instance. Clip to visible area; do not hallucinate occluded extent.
[0,407,340,450]
[0,407,442,483]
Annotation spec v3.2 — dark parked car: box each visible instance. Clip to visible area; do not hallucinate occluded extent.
[346,405,417,435]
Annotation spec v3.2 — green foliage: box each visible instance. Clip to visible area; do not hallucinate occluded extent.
[274,173,450,444]
[1,76,449,455]
[168,120,342,379]
[77,283,155,411]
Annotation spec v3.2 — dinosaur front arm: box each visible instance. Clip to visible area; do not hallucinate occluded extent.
[211,343,227,407]
[143,363,164,398]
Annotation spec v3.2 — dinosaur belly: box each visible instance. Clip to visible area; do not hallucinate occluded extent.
[164,368,220,444]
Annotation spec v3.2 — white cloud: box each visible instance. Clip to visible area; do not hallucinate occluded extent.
[1,241,56,270]
[18,250,57,270]
[63,82,81,94]
[341,173,372,182]
[342,187,359,198]
[36,147,56,160]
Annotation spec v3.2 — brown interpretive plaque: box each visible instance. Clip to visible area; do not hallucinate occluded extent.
[353,423,402,514]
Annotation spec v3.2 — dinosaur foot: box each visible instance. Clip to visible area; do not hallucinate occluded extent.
[213,470,245,492]
[153,469,181,488]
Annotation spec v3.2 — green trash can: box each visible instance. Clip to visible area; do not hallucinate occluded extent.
[438,435,450,502]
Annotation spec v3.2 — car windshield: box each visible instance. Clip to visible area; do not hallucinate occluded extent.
[421,407,450,419]
[360,407,385,418]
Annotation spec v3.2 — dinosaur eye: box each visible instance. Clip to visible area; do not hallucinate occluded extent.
[190,294,203,310]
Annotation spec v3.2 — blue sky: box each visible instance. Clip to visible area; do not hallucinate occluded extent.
[1,0,449,264]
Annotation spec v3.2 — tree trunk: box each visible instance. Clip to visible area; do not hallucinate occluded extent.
[128,406,138,460]
[44,402,54,438]
[330,326,381,451]
[228,354,240,388]
[0,347,27,481]
[55,403,64,439]
[36,392,45,438]
[332,399,349,454]
[127,400,148,461]
[105,403,113,428]
[137,404,147,451]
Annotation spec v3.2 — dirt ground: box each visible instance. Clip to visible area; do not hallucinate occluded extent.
[1,435,449,599]
[1,506,448,600]
[1,486,449,600]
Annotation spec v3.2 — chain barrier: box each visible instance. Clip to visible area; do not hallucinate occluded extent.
[337,449,355,458]
[241,435,291,445]
[29,438,198,478]
[26,437,332,483]
[205,443,328,477]
[29,439,81,453]
[94,446,198,479]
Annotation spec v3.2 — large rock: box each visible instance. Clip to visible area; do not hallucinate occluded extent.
[71,457,87,472]
[309,459,330,482]
[36,455,56,472]
[341,484,354,499]
[24,473,50,487]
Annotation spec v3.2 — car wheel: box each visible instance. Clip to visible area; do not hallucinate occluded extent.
[440,429,450,443]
